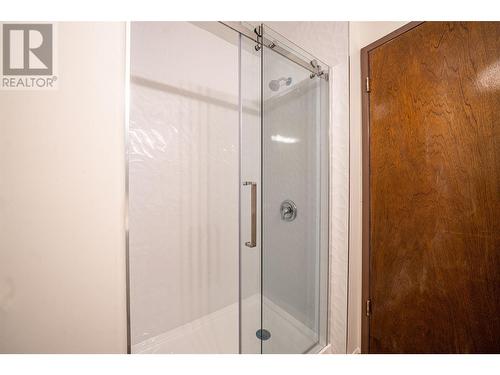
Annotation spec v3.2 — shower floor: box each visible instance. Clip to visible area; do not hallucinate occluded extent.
[132,294,318,354]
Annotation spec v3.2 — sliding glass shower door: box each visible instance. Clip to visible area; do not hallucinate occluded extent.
[128,22,328,354]
[128,22,241,354]
[240,24,330,354]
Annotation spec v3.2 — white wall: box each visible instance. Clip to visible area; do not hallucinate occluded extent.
[347,21,408,354]
[265,22,350,354]
[0,22,127,353]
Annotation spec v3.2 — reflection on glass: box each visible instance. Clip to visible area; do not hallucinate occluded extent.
[270,134,300,144]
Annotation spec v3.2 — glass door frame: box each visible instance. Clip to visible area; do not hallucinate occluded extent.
[124,21,331,354]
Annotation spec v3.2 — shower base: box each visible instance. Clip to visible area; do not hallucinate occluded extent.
[132,294,319,354]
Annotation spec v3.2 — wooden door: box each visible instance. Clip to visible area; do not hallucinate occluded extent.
[364,22,500,353]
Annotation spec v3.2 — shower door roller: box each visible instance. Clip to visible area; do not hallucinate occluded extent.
[280,200,297,222]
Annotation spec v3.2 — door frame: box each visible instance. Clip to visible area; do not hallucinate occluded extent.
[360,21,424,354]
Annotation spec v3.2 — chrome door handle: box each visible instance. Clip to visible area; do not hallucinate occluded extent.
[243,181,257,248]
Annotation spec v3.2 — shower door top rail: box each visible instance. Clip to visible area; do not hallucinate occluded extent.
[220,21,329,80]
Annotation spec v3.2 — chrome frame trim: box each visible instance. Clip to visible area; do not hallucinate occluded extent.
[220,22,329,80]
[325,66,332,350]
[124,21,131,355]
[237,33,242,354]
[221,21,258,43]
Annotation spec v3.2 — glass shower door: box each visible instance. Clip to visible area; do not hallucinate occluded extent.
[128,22,241,354]
[239,23,329,354]
[239,33,262,354]
[260,26,330,354]
[128,21,329,355]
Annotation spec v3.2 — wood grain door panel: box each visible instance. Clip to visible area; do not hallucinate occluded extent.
[368,22,500,353]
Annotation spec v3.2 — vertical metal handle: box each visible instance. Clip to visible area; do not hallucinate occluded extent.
[243,181,257,248]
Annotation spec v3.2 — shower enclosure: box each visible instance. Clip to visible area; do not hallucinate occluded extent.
[127,22,330,354]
